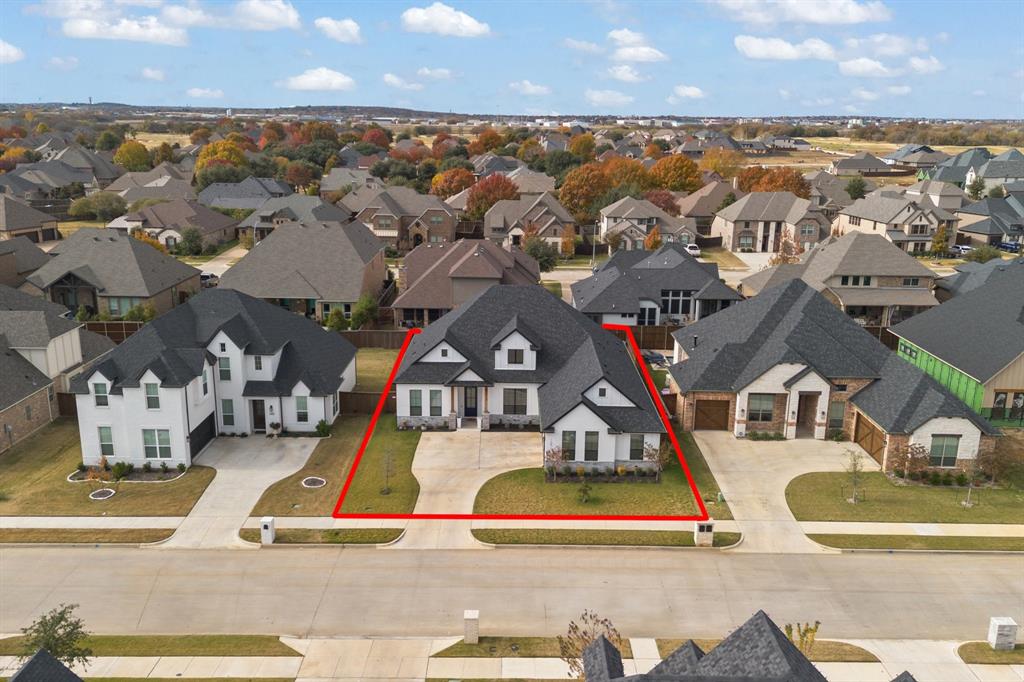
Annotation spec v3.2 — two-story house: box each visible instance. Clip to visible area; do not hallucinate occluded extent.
[484,192,576,248]
[834,193,958,254]
[674,181,746,238]
[72,289,357,468]
[238,195,349,242]
[340,185,457,251]
[711,192,829,253]
[393,285,665,468]
[598,197,699,251]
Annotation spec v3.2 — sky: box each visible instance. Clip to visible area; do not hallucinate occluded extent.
[1,0,1023,119]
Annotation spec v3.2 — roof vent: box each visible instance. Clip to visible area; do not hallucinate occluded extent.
[692,335,698,349]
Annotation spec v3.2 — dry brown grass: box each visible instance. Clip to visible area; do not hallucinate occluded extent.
[132,132,191,149]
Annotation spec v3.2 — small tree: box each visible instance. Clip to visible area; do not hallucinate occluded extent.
[19,603,92,668]
[784,620,820,656]
[605,232,623,253]
[380,448,394,495]
[768,227,802,266]
[544,446,565,481]
[889,442,929,480]
[643,441,672,482]
[930,224,949,255]
[558,611,624,680]
[966,176,986,201]
[643,226,662,251]
[523,236,559,272]
[845,176,867,200]
[964,244,1002,263]
[349,294,378,330]
[577,480,592,503]
[845,451,864,503]
[178,227,204,257]
[988,185,1006,198]
[560,224,576,258]
[977,435,1023,486]
[74,305,90,322]
[325,307,350,331]
[715,191,737,212]
[239,231,254,250]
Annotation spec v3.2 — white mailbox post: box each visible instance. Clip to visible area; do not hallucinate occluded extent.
[988,617,1018,651]
[260,516,276,545]
[694,521,714,547]
[464,610,480,645]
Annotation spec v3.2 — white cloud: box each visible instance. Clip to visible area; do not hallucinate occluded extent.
[800,96,835,106]
[279,67,355,91]
[63,16,188,45]
[838,57,896,77]
[671,84,706,99]
[886,84,911,95]
[508,80,550,96]
[564,38,602,53]
[49,55,79,70]
[232,0,300,30]
[607,27,667,62]
[778,88,791,99]
[141,66,165,81]
[400,2,490,37]
[384,73,423,91]
[734,35,835,60]
[607,65,646,82]
[711,0,891,25]
[852,87,878,101]
[971,89,986,97]
[585,88,633,107]
[908,54,943,74]
[843,33,927,57]
[417,66,452,79]
[0,39,25,64]
[161,4,217,27]
[314,16,361,43]
[186,87,224,98]
[608,28,646,46]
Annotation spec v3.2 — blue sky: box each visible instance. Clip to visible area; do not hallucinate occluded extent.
[1,0,1022,118]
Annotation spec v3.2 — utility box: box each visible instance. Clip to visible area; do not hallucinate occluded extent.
[694,521,714,547]
[988,617,1018,651]
[260,516,275,545]
[464,610,480,645]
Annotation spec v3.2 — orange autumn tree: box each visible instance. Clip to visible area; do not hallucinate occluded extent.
[466,173,519,220]
[650,155,702,192]
[430,167,475,199]
[699,148,746,178]
[602,157,655,191]
[568,133,596,161]
[560,223,576,257]
[467,127,504,156]
[559,163,611,223]
[737,166,811,199]
[644,142,663,159]
[644,226,662,250]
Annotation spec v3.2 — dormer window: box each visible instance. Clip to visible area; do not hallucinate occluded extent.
[254,356,263,371]
[508,348,524,365]
[93,383,108,407]
[145,383,160,409]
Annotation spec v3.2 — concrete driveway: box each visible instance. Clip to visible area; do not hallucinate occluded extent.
[392,430,539,549]
[156,436,317,550]
[733,251,773,272]
[693,431,879,554]
[202,244,247,277]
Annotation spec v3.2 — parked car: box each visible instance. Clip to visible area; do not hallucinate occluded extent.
[200,272,219,288]
[683,243,701,257]
[641,350,668,368]
[998,241,1021,253]
[950,244,973,256]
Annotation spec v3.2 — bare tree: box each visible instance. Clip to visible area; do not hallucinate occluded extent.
[784,620,821,656]
[380,447,394,495]
[558,610,625,679]
[544,446,565,481]
[845,451,864,503]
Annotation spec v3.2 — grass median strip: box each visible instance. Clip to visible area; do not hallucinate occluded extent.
[0,635,300,657]
[958,641,1024,663]
[656,638,877,662]
[354,348,401,392]
[809,534,1024,551]
[0,529,174,544]
[239,528,402,544]
[472,529,741,547]
[434,636,632,658]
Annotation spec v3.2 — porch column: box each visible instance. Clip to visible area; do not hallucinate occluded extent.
[448,386,458,430]
[481,386,490,430]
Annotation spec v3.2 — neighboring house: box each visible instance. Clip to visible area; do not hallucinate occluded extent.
[393,285,665,468]
[903,179,968,211]
[712,192,829,253]
[952,195,1024,248]
[927,147,994,187]
[506,166,557,196]
[72,288,358,467]
[6,160,97,197]
[739,232,938,329]
[834,194,958,253]
[9,649,84,682]
[935,255,1024,300]
[759,134,812,151]
[239,195,349,242]
[827,151,891,175]
[341,185,457,250]
[891,262,1024,422]
[668,280,998,471]
[883,143,950,169]
[583,610,917,682]
[24,228,200,318]
[218,221,386,322]
[964,149,1024,193]
[198,176,292,211]
[319,166,381,197]
[675,181,745,237]
[484,192,575,248]
[0,195,61,243]
[0,236,49,287]
[471,153,524,178]
[571,243,740,326]
[109,199,237,248]
[43,144,123,187]
[598,196,698,250]
[805,170,876,219]
[392,239,540,327]
[105,161,195,204]
[444,187,471,217]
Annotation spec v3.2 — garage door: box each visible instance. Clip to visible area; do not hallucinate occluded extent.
[189,413,216,459]
[854,413,884,464]
[694,399,730,430]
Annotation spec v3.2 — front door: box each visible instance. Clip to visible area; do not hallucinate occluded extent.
[464,387,477,417]
[251,400,266,432]
[796,393,818,437]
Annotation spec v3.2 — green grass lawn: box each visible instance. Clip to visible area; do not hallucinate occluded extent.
[556,253,608,269]
[434,636,633,658]
[699,247,747,270]
[678,430,732,520]
[0,635,299,656]
[354,348,401,392]
[541,281,563,298]
[0,529,173,544]
[473,529,741,547]
[958,641,1024,663]
[656,638,876,662]
[338,420,420,514]
[809,534,1024,551]
[649,368,668,390]
[177,239,239,265]
[787,472,1024,524]
[239,528,403,544]
[0,420,215,517]
[58,220,106,237]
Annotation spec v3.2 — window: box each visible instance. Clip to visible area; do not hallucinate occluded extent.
[800,223,817,237]
[661,290,685,315]
[254,356,263,371]
[629,434,644,461]
[296,396,308,423]
[849,215,861,227]
[902,277,919,286]
[142,429,171,459]
[561,431,576,460]
[929,435,960,467]
[47,385,54,401]
[747,394,774,422]
[429,390,442,417]
[98,426,114,457]
[507,348,524,365]
[145,383,160,409]
[218,357,231,381]
[584,431,599,461]
[430,215,444,225]
[834,383,848,392]
[409,390,422,416]
[440,348,448,358]
[863,276,872,286]
[827,400,845,429]
[841,275,849,285]
[332,391,339,415]
[93,383,108,407]
[598,387,607,398]
[377,217,393,228]
[202,370,208,396]
[898,343,918,359]
[219,343,226,352]
[738,235,754,249]
[218,399,234,426]
[503,388,527,415]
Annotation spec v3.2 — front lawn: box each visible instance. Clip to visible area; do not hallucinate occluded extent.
[354,348,401,392]
[238,528,403,544]
[434,637,633,658]
[541,281,563,298]
[809,534,1024,552]
[556,253,608,269]
[0,529,173,544]
[0,420,215,517]
[958,641,1024,663]
[787,472,1024,524]
[58,220,106,238]
[0,634,299,656]
[338,419,420,514]
[649,368,668,390]
[699,247,746,270]
[656,638,876,663]
[473,529,741,547]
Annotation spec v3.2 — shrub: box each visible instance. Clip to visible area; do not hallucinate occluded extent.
[576,465,585,478]
[98,455,110,471]
[315,419,330,437]
[177,463,186,473]
[893,468,905,478]
[616,465,626,476]
[142,462,152,473]
[77,462,87,473]
[941,472,954,486]
[955,472,968,487]
[577,481,592,504]
[111,462,133,480]
[325,307,349,331]
[160,462,169,473]
[908,470,921,481]
[929,471,942,486]
[829,430,846,442]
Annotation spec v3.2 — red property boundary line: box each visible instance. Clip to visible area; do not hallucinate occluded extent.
[331,324,709,521]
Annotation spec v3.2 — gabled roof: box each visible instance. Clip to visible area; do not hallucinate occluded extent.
[122,199,237,236]
[27,228,199,298]
[45,144,123,181]
[805,170,877,210]
[71,288,355,397]
[9,160,95,190]
[0,335,53,410]
[928,147,994,185]
[936,255,1024,297]
[9,649,83,682]
[0,309,80,347]
[831,151,888,171]
[675,181,745,219]
[0,283,68,316]
[716,192,817,224]
[975,149,1024,180]
[198,176,293,210]
[484,192,574,236]
[0,236,50,281]
[506,166,556,194]
[0,195,57,232]
[340,185,454,219]
[106,161,191,192]
[219,221,383,303]
[239,195,348,227]
[320,166,379,192]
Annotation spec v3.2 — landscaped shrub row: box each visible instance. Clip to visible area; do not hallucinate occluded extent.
[893,468,977,487]
[544,465,662,483]
[74,458,185,482]
[747,431,785,441]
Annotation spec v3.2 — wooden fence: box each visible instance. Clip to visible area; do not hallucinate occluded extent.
[56,392,78,417]
[341,390,396,415]
[608,325,682,351]
[84,320,144,344]
[338,329,408,349]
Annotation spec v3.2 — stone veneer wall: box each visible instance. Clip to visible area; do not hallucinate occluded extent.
[0,387,55,454]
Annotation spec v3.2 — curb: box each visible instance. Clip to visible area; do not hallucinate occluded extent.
[469,531,743,551]
[248,528,407,549]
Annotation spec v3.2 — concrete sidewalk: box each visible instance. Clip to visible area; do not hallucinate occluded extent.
[0,655,301,679]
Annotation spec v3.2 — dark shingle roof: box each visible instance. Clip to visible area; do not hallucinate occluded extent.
[198,176,292,210]
[70,289,356,397]
[0,236,50,280]
[123,199,237,236]
[239,195,347,227]
[936,256,1024,298]
[0,284,69,316]
[0,195,57,232]
[0,336,53,410]
[9,649,83,682]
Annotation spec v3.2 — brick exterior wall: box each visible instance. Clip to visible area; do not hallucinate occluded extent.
[676,391,737,431]
[0,386,56,455]
[746,393,788,436]
[830,378,874,438]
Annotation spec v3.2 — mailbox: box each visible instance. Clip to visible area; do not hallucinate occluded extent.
[693,521,714,547]
[260,516,275,545]
[988,617,1018,651]
[464,610,480,645]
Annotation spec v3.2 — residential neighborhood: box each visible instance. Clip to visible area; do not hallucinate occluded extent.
[0,0,1022,678]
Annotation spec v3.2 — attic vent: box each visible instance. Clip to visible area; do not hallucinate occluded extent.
[692,335,698,349]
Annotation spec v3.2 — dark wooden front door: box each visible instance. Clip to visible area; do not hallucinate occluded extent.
[796,393,818,437]
[464,387,477,417]
[251,400,266,432]
[854,412,884,464]
[694,399,730,430]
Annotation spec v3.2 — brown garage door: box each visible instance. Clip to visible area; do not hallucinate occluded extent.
[694,399,730,430]
[854,413,884,464]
